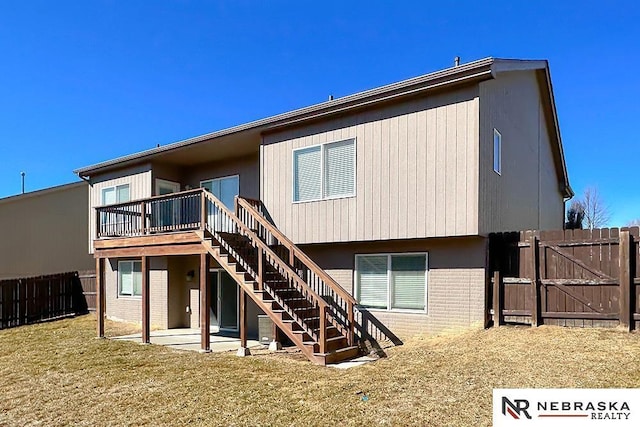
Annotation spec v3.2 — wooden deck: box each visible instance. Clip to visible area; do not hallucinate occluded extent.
[93,189,360,365]
[94,231,207,258]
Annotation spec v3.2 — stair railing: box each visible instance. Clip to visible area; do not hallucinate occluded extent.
[201,190,329,352]
[236,197,356,346]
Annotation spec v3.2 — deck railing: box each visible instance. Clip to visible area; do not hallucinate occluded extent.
[94,189,356,352]
[95,189,203,238]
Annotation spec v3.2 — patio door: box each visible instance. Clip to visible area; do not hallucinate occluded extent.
[154,179,181,229]
[201,175,239,232]
[209,270,238,332]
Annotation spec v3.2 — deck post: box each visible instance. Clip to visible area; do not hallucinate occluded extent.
[237,288,250,356]
[141,256,150,344]
[199,253,211,352]
[96,257,105,338]
[140,201,147,235]
[257,247,263,291]
[347,302,355,346]
[319,304,327,354]
[200,191,207,231]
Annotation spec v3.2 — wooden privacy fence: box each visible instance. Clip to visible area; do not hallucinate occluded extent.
[78,270,97,312]
[0,271,95,330]
[490,227,639,330]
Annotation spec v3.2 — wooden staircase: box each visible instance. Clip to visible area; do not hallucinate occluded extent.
[199,192,359,365]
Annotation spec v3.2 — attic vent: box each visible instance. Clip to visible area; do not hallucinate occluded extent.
[454,56,460,67]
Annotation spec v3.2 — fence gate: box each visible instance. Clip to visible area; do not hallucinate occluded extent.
[490,227,639,330]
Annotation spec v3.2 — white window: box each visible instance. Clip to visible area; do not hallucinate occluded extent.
[118,260,142,297]
[293,139,355,202]
[100,184,130,231]
[493,129,502,175]
[102,184,130,205]
[355,253,428,312]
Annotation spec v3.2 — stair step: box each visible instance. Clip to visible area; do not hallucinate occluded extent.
[204,226,359,366]
[292,305,316,311]
[316,346,360,364]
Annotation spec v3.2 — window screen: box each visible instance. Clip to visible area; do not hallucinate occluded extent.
[293,146,322,202]
[356,253,427,311]
[391,255,426,310]
[356,255,388,309]
[119,260,142,297]
[324,139,355,198]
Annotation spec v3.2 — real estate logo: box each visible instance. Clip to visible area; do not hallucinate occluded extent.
[493,389,640,426]
[502,397,532,420]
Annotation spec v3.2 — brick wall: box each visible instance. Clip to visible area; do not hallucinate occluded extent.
[105,257,169,329]
[302,237,487,340]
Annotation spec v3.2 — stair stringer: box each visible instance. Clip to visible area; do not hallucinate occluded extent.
[201,239,326,365]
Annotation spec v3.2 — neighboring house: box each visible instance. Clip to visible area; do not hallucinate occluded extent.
[0,182,94,279]
[74,57,572,364]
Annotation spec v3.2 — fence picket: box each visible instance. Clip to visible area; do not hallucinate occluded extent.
[0,272,93,330]
[490,227,639,331]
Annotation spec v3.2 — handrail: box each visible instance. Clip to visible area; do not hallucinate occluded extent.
[236,196,356,346]
[202,191,330,323]
[95,189,203,238]
[95,188,203,210]
[237,197,357,306]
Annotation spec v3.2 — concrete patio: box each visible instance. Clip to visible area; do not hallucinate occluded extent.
[111,328,378,368]
[112,328,263,353]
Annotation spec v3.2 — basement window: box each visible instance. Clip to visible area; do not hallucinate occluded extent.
[293,139,356,202]
[355,253,428,312]
[118,260,142,298]
[493,129,502,175]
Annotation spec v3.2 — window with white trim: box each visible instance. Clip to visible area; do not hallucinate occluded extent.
[118,260,142,297]
[355,253,427,312]
[100,184,130,232]
[293,139,355,202]
[101,184,130,206]
[493,129,502,175]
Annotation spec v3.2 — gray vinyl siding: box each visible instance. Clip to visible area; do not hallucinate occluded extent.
[478,70,564,234]
[181,154,260,200]
[88,163,153,252]
[261,86,480,245]
[151,154,260,199]
[0,182,94,279]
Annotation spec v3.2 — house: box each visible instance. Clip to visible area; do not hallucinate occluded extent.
[74,57,571,364]
[0,182,94,279]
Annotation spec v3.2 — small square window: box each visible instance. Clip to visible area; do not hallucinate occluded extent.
[118,260,142,297]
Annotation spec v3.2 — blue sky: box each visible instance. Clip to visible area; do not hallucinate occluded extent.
[0,1,638,225]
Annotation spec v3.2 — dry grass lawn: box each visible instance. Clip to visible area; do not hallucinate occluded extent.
[1,315,640,426]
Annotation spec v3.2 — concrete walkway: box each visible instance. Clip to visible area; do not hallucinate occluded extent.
[112,328,263,353]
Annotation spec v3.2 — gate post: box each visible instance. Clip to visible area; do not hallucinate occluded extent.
[619,230,633,331]
[493,271,502,326]
[529,235,540,327]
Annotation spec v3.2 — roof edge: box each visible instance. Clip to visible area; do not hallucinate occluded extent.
[74,57,497,177]
[0,181,86,205]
